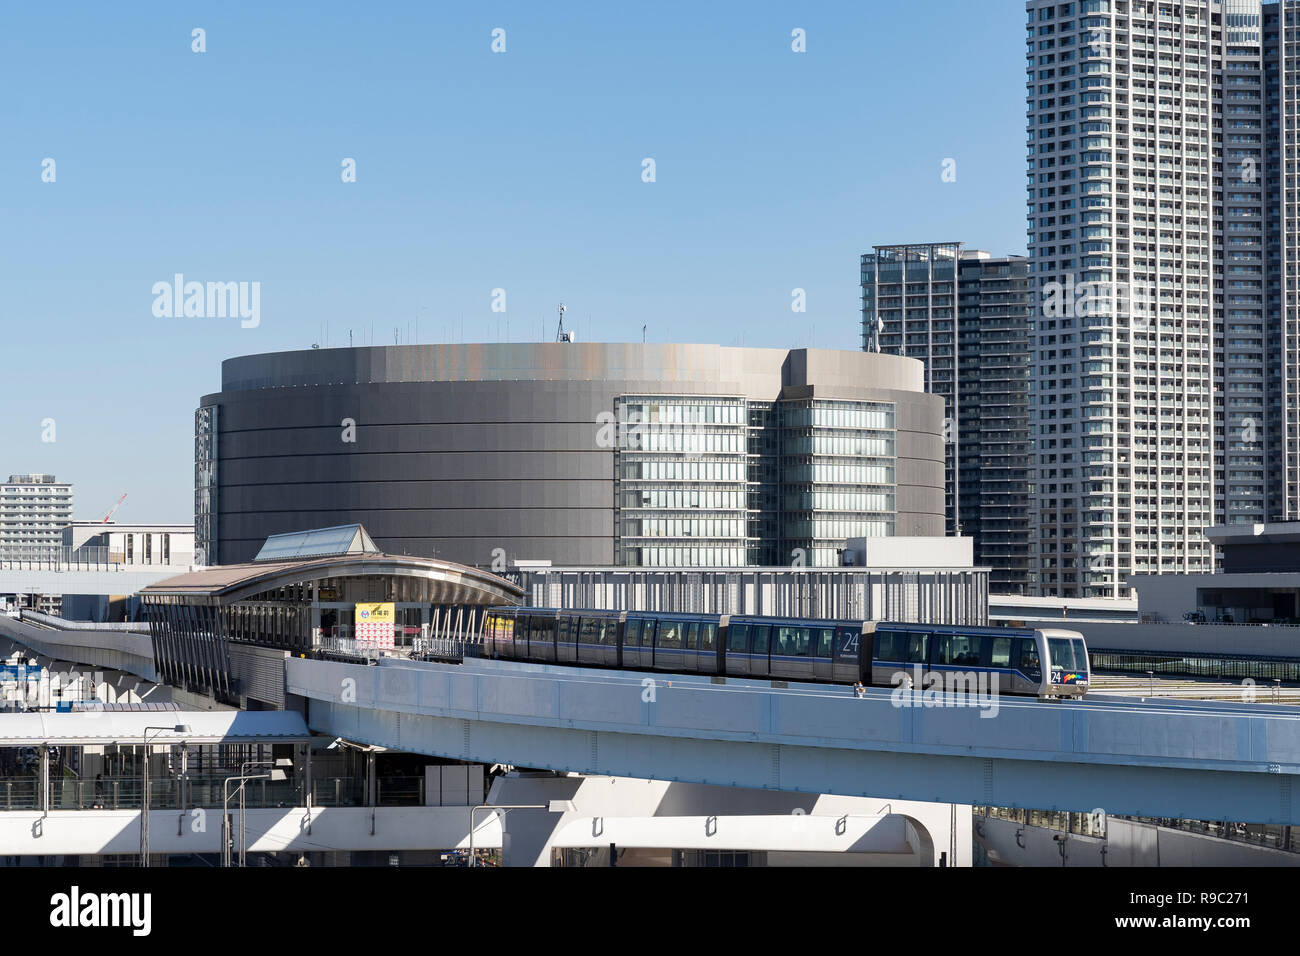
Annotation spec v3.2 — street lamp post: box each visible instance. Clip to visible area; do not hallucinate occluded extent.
[140,724,190,867]
[222,759,292,867]
[467,801,574,867]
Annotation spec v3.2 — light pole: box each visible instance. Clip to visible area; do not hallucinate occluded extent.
[222,759,292,867]
[467,801,574,867]
[140,724,190,867]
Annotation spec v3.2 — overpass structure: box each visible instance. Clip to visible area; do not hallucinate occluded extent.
[288,654,1300,826]
[0,612,157,681]
[10,600,1300,829]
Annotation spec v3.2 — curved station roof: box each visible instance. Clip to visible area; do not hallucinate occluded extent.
[140,524,523,607]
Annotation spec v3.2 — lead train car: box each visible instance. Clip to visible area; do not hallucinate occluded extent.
[481,607,1090,698]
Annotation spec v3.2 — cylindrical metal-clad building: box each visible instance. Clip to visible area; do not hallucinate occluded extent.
[197,343,946,568]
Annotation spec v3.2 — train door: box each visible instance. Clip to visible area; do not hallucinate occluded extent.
[534,615,556,663]
[749,625,772,679]
[596,616,619,667]
[870,628,900,686]
[698,620,719,675]
[623,618,645,669]
[1013,636,1043,696]
[811,625,834,682]
[556,616,578,664]
[726,623,751,676]
[653,619,685,672]
[522,616,538,661]
[576,617,598,666]
[681,622,701,673]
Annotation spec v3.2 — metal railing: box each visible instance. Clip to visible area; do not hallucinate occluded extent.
[414,636,484,661]
[977,805,1300,854]
[0,546,112,570]
[312,631,483,664]
[18,609,151,633]
[0,773,440,811]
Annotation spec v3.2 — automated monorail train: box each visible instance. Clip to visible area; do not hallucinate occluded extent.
[481,607,1090,698]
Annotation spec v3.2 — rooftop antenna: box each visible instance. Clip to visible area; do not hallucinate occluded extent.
[556,302,575,343]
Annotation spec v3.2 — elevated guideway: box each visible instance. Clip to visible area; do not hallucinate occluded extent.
[0,612,156,682]
[287,654,1300,825]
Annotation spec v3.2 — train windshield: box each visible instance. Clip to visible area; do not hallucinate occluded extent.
[1048,638,1085,673]
[1072,639,1088,676]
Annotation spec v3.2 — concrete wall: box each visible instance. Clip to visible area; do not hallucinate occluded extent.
[487,773,969,867]
[1074,620,1300,658]
[1134,571,1300,623]
[203,344,945,565]
[0,806,501,857]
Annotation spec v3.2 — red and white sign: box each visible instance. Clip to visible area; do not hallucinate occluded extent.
[355,603,395,649]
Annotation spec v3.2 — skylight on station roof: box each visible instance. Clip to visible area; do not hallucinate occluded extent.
[252,524,380,563]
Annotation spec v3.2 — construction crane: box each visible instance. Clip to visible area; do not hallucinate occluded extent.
[101,494,127,523]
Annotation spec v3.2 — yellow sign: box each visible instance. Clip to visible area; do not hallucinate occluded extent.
[355,602,396,648]
[355,602,394,623]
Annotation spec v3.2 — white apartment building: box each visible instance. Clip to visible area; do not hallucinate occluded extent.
[0,474,74,554]
[1026,0,1267,597]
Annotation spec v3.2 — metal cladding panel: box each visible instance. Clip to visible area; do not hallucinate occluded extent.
[219,480,613,512]
[219,509,612,541]
[206,344,941,565]
[218,452,613,485]
[228,644,288,708]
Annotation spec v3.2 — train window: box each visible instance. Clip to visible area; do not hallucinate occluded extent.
[579,618,598,645]
[1048,638,1079,671]
[728,624,750,652]
[904,633,929,664]
[751,626,771,655]
[775,626,810,657]
[990,637,1012,668]
[954,635,980,666]
[557,618,574,643]
[936,634,980,667]
[658,623,682,649]
[873,630,902,662]
[813,628,833,658]
[700,623,717,652]
[625,620,641,646]
[1072,639,1088,672]
[933,634,952,665]
[1017,639,1041,675]
[684,623,699,650]
[601,619,618,646]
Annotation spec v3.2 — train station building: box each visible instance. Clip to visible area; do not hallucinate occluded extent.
[139,524,523,709]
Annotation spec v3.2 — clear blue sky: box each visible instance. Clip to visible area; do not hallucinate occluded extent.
[0,0,1027,524]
